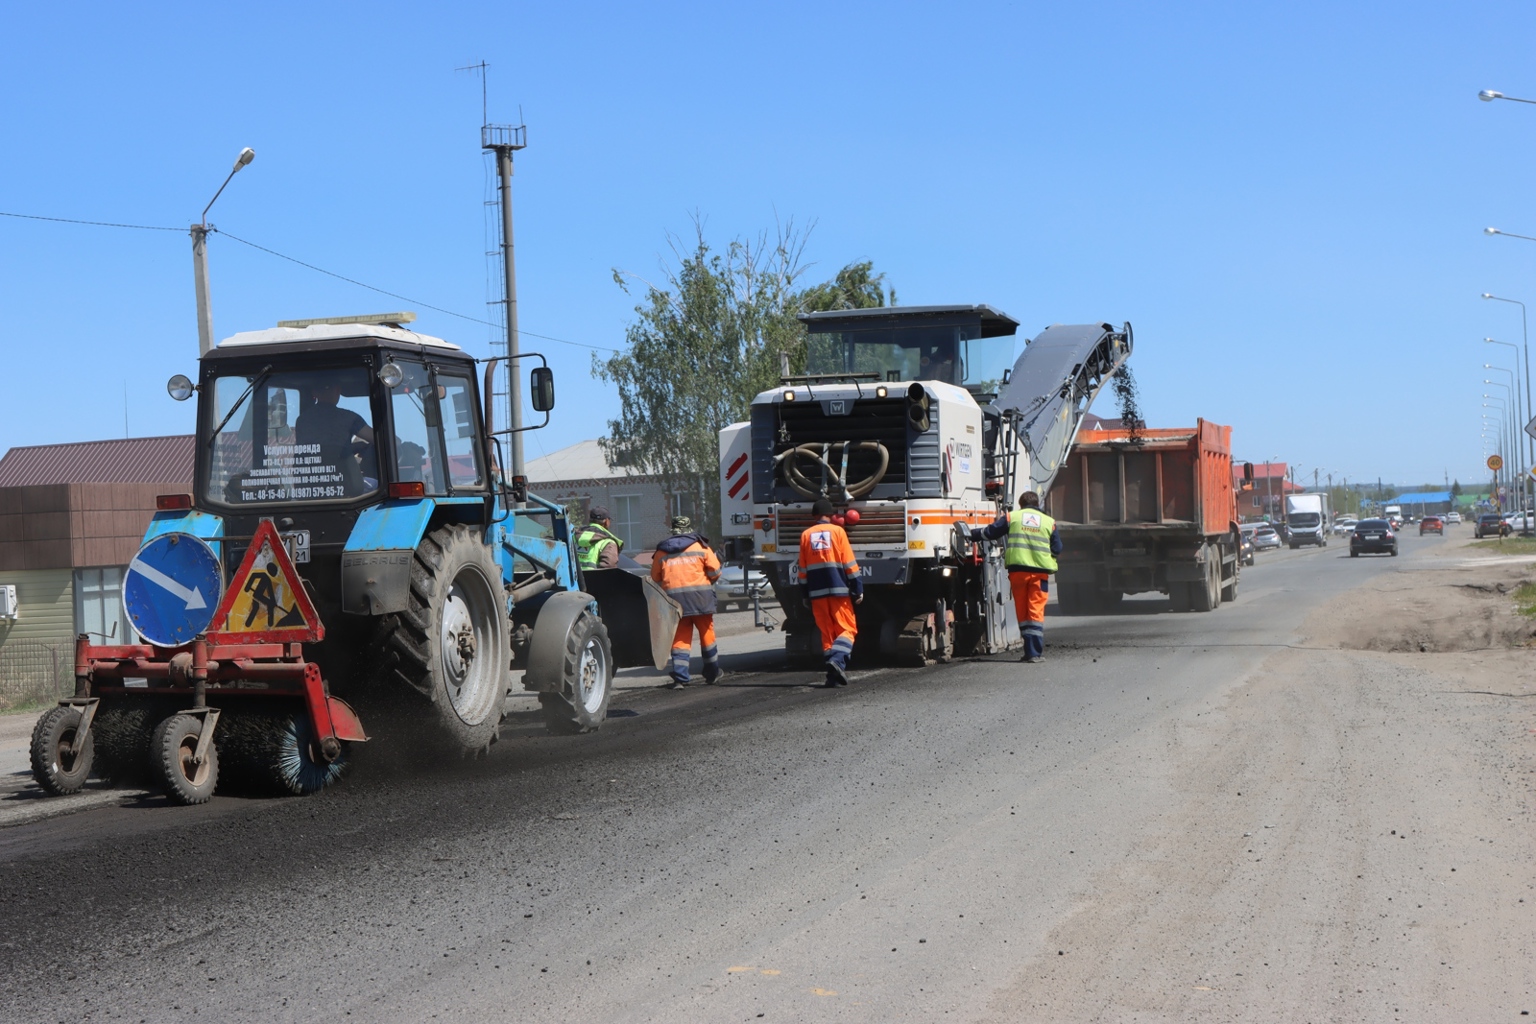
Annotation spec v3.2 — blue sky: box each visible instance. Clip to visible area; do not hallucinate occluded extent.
[4,1,1536,489]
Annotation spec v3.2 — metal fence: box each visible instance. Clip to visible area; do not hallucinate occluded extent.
[0,640,70,712]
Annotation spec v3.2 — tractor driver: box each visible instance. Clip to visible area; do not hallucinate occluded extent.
[296,381,377,493]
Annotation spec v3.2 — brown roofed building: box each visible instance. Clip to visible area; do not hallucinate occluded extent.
[0,435,193,709]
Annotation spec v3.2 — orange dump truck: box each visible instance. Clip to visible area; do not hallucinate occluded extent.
[1044,419,1242,613]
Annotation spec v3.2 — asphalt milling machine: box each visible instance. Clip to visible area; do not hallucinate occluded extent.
[719,305,1133,665]
[29,314,674,805]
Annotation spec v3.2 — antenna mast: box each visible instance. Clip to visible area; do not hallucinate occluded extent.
[458,61,528,500]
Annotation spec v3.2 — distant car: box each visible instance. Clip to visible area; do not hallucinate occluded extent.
[714,564,770,611]
[1504,511,1534,533]
[1239,531,1255,566]
[1419,516,1444,535]
[1387,515,1405,531]
[1351,518,1397,557]
[1251,525,1282,551]
[1333,517,1358,536]
[1475,514,1511,539]
[1445,512,1462,524]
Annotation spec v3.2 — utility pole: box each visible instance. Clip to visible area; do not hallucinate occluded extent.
[482,122,527,496]
[192,148,255,355]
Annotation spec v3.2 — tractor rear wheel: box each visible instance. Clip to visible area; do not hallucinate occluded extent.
[152,714,219,805]
[30,705,94,796]
[374,524,511,755]
[539,610,614,734]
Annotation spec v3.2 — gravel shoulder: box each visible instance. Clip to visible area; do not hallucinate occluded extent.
[980,537,1536,1021]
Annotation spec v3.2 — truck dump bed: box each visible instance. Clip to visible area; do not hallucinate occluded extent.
[1044,420,1240,614]
[1046,419,1234,534]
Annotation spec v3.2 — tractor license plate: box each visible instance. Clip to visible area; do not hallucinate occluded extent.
[282,530,311,564]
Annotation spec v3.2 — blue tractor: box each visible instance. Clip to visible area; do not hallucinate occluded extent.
[30,314,666,804]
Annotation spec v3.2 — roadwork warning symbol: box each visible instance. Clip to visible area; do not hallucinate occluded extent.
[208,519,323,643]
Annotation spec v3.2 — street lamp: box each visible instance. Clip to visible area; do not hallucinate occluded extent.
[1482,295,1530,470]
[191,147,256,356]
[1484,332,1531,511]
[1480,89,1536,104]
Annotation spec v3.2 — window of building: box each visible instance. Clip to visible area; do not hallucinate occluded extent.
[669,491,690,520]
[74,567,132,643]
[611,494,642,549]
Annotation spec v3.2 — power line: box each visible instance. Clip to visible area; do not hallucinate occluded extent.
[0,209,618,354]
[0,210,182,232]
[213,228,617,353]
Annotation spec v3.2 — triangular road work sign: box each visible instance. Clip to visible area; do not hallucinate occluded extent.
[207,519,324,643]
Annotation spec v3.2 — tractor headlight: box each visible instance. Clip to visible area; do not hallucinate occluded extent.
[166,374,194,401]
[378,361,405,389]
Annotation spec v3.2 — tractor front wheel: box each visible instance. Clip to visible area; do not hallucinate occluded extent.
[539,610,614,734]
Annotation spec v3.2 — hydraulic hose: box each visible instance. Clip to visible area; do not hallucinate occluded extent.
[775,441,890,499]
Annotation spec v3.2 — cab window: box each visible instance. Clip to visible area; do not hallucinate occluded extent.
[205,366,378,506]
[388,363,484,495]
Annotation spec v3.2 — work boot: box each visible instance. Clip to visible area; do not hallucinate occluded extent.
[1023,654,1043,664]
[667,679,688,690]
[704,672,723,685]
[826,663,849,688]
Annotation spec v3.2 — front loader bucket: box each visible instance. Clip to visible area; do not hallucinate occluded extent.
[582,568,681,670]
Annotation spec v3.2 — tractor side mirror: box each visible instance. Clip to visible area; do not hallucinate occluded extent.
[530,366,555,413]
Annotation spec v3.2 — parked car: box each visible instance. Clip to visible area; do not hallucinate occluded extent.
[1504,511,1534,532]
[1419,515,1444,535]
[714,564,770,611]
[1351,518,1398,557]
[1475,513,1511,539]
[1445,512,1462,524]
[1251,525,1282,551]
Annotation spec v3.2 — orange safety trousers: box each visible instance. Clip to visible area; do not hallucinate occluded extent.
[669,614,719,683]
[1009,571,1048,659]
[812,595,858,670]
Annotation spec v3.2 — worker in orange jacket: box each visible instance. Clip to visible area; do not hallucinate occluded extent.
[798,498,863,688]
[651,516,723,689]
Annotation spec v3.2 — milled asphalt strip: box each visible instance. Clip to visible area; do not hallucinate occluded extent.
[0,784,146,828]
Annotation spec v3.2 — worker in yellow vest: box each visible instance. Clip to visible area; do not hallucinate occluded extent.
[971,491,1062,663]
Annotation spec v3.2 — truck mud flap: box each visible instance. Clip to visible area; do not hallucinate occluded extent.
[581,568,681,670]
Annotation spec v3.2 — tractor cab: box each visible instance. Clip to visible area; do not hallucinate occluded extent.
[175,315,494,641]
[196,316,484,512]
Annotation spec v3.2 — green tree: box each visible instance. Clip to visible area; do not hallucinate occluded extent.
[1451,479,1462,497]
[594,220,893,540]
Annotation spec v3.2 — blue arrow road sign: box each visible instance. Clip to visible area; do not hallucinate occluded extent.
[123,533,223,647]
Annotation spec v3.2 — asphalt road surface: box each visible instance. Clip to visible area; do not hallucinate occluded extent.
[2,529,1531,1022]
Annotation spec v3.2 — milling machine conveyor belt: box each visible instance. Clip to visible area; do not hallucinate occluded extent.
[995,322,1133,495]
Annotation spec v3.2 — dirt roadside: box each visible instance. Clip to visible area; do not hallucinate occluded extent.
[982,539,1535,1021]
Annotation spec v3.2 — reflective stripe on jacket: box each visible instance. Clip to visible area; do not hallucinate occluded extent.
[650,534,722,617]
[1005,509,1059,573]
[798,521,863,600]
[575,524,622,569]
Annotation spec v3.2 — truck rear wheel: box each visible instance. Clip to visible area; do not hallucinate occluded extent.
[1191,549,1220,612]
[30,705,94,796]
[538,610,613,734]
[374,524,511,756]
